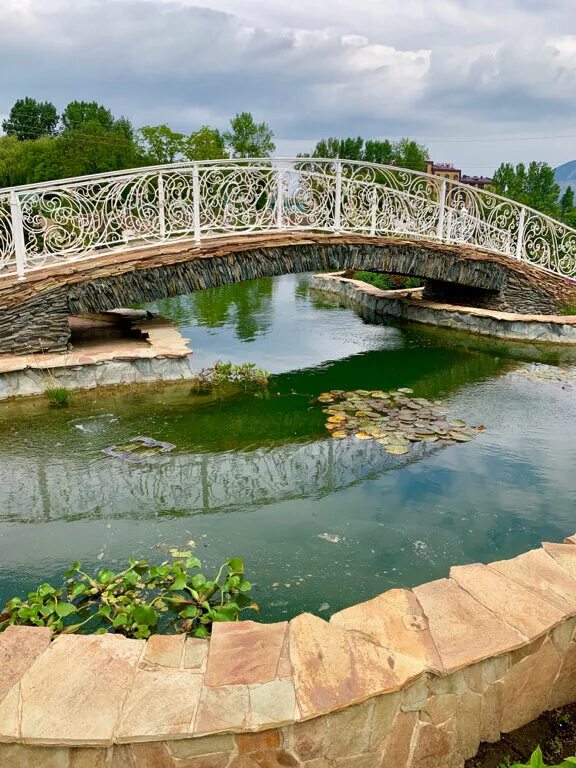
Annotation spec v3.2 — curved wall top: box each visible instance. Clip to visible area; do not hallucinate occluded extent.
[1,158,575,280]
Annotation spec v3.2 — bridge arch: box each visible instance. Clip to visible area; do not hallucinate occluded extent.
[1,233,576,355]
[1,158,576,354]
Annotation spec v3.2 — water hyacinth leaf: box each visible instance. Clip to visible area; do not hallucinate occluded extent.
[55,603,77,619]
[133,604,158,627]
[228,557,244,573]
[97,569,116,585]
[170,575,187,591]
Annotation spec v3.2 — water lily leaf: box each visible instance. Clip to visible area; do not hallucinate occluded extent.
[331,430,348,439]
[448,419,466,428]
[397,387,414,394]
[421,435,439,442]
[385,444,409,455]
[354,432,372,440]
[449,431,471,442]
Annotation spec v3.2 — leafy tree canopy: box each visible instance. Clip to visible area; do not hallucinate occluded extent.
[2,97,59,141]
[184,126,228,161]
[306,135,427,171]
[491,161,561,218]
[139,124,186,165]
[224,112,275,158]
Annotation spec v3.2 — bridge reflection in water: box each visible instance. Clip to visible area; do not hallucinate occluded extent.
[0,436,433,524]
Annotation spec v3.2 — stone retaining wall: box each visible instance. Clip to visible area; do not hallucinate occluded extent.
[3,537,576,767]
[311,273,576,344]
[0,355,197,401]
[2,233,576,353]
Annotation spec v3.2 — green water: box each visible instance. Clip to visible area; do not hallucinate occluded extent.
[2,273,576,622]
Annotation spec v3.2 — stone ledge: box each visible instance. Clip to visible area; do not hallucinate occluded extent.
[310,272,576,344]
[1,537,576,766]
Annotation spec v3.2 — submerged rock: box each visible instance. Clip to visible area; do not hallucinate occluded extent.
[102,435,176,463]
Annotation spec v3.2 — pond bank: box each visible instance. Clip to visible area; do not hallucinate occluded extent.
[2,535,576,767]
[310,272,576,344]
[0,312,195,400]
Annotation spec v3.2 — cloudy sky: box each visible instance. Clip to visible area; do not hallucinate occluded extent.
[2,0,575,173]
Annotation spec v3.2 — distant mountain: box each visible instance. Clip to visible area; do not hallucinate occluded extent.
[555,160,576,195]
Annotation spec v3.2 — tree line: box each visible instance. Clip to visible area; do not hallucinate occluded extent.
[490,162,576,228]
[0,97,276,187]
[1,96,575,228]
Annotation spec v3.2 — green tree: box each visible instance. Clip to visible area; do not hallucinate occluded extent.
[310,137,342,158]
[2,97,59,141]
[139,124,185,165]
[56,122,141,177]
[223,112,275,158]
[491,161,561,217]
[0,135,60,187]
[364,139,394,165]
[560,186,576,228]
[307,135,426,170]
[561,186,574,218]
[61,101,115,133]
[392,138,427,172]
[184,126,228,161]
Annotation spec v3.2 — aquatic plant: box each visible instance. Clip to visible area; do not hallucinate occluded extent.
[0,553,256,639]
[315,387,484,454]
[44,386,70,406]
[195,360,271,392]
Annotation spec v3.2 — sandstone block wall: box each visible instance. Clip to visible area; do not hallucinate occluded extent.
[2,538,576,767]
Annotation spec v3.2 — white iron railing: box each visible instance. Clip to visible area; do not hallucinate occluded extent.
[0,158,575,279]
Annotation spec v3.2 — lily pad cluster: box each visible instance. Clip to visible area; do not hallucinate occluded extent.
[316,388,484,456]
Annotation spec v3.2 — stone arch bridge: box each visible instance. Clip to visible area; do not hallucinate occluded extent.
[1,158,575,354]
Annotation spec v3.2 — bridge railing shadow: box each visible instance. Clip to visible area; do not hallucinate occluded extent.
[0,158,575,279]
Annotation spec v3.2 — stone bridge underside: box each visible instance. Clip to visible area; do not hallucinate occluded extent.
[1,233,576,355]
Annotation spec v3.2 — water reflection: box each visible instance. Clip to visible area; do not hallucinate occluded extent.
[1,274,576,621]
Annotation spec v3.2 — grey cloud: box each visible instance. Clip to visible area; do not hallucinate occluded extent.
[0,0,575,172]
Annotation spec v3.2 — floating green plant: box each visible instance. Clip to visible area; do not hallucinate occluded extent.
[314,388,484,455]
[0,553,256,639]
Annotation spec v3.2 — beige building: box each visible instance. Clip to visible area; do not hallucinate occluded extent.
[425,160,492,189]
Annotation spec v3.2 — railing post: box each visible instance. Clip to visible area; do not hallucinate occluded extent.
[334,160,342,232]
[157,172,166,240]
[437,180,447,241]
[515,207,526,260]
[9,190,27,279]
[276,168,284,231]
[192,164,201,245]
[370,188,378,236]
[445,208,454,242]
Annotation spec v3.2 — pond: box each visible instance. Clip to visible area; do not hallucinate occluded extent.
[1,273,576,623]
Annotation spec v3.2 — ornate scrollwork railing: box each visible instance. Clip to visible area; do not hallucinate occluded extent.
[0,158,575,279]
